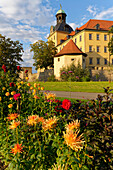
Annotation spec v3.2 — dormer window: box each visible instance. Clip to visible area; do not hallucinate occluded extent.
[94,24,100,30]
[109,25,113,29]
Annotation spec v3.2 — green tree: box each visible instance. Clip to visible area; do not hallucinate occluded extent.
[30,40,57,70]
[0,34,24,73]
[108,27,113,56]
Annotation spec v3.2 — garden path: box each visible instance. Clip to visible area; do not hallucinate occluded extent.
[49,91,105,100]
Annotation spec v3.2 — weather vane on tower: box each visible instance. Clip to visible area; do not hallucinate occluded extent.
[60,4,62,9]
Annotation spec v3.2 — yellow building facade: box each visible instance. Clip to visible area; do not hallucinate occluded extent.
[48,7,113,79]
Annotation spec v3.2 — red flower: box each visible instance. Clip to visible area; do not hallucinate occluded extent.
[17,66,21,71]
[9,82,14,87]
[62,99,71,110]
[13,93,21,100]
[25,70,28,73]
[4,69,7,72]
[2,65,6,69]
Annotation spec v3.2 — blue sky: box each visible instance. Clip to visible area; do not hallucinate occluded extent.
[0,0,113,72]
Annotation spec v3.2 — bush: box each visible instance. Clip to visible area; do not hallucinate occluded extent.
[60,63,91,82]
[47,74,58,82]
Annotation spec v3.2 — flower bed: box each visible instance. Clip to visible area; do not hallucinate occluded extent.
[0,66,113,170]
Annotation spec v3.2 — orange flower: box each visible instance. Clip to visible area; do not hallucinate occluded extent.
[5,92,10,96]
[65,120,80,132]
[8,104,13,108]
[63,130,85,152]
[38,87,41,90]
[30,87,33,90]
[27,115,38,126]
[11,143,23,155]
[9,120,20,129]
[7,113,18,121]
[34,95,40,99]
[0,96,1,101]
[37,116,45,123]
[2,87,6,90]
[42,117,58,131]
[45,93,56,100]
[20,81,24,84]
[11,91,16,95]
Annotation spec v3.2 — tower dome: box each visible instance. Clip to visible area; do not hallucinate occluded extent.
[56,4,67,24]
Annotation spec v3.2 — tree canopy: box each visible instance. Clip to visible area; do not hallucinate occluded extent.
[108,27,113,56]
[30,40,57,70]
[0,34,24,73]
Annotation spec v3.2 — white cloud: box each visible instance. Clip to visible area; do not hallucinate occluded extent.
[69,23,79,30]
[95,7,113,19]
[87,5,97,16]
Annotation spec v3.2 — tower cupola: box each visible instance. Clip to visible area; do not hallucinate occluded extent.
[56,4,67,24]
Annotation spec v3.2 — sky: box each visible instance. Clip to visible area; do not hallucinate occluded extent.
[0,0,113,73]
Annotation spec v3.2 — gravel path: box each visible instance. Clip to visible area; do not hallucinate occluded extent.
[49,91,105,100]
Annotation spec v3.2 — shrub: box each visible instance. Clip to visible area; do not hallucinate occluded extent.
[60,63,91,82]
[47,74,58,82]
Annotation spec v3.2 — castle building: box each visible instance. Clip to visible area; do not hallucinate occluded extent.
[48,6,113,80]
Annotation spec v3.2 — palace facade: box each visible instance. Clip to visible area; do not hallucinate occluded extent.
[48,6,113,79]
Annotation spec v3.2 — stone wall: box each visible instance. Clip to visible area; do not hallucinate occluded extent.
[91,69,113,81]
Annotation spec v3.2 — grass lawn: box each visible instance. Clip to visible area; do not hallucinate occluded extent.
[30,81,113,93]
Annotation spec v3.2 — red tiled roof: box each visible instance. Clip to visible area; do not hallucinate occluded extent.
[79,19,113,30]
[69,31,75,36]
[55,39,87,57]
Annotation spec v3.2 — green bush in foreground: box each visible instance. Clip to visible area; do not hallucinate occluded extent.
[0,65,113,170]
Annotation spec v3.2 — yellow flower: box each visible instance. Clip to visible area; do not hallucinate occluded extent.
[5,92,10,96]
[63,130,85,152]
[0,96,2,101]
[11,91,16,95]
[41,87,44,90]
[34,83,37,88]
[18,85,21,89]
[42,116,58,131]
[27,83,31,86]
[20,81,24,84]
[9,120,20,129]
[45,93,56,100]
[8,104,13,108]
[10,97,13,100]
[2,87,6,90]
[26,77,29,80]
[65,120,80,132]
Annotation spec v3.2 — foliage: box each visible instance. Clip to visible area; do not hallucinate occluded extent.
[0,65,113,170]
[0,34,23,74]
[60,63,91,81]
[30,40,57,70]
[47,74,58,82]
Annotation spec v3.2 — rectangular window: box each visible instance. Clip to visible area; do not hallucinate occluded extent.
[104,35,107,41]
[75,38,77,44]
[104,58,107,65]
[89,58,93,64]
[97,34,99,40]
[89,34,92,40]
[97,58,100,65]
[89,46,92,52]
[80,47,82,51]
[58,58,60,62]
[104,46,107,53]
[112,59,113,65]
[80,35,82,42]
[71,58,74,61]
[97,46,100,52]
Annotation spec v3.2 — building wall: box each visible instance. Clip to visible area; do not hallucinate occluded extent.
[56,29,113,70]
[54,54,84,78]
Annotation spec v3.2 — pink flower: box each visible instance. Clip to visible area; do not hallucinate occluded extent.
[62,99,71,110]
[68,71,73,73]
[13,93,21,100]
